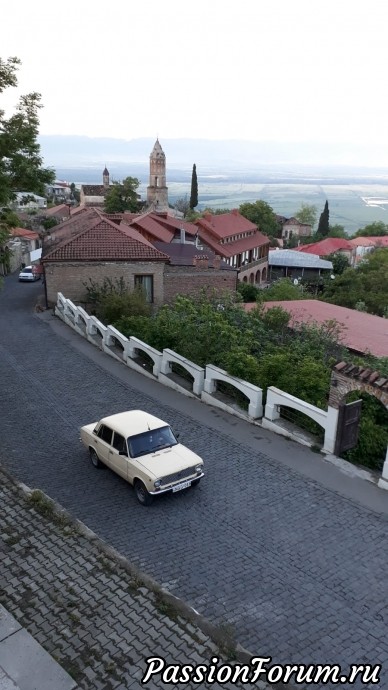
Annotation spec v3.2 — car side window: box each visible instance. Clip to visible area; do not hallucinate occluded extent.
[97,425,113,444]
[112,433,127,454]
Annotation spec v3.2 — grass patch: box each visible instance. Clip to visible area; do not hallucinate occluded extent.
[26,490,78,532]
[154,594,179,622]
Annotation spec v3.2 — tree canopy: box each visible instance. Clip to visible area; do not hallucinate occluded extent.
[352,221,388,238]
[239,200,279,238]
[0,56,55,211]
[323,248,388,316]
[104,176,141,213]
[295,203,318,229]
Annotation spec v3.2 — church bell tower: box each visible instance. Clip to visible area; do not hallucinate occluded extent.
[147,139,168,210]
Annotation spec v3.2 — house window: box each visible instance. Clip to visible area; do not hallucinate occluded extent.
[135,274,154,303]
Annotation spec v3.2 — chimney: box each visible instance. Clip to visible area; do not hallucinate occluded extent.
[203,212,212,222]
[213,254,221,270]
[180,228,186,244]
[231,208,239,216]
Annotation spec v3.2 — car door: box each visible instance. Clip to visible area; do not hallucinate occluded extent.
[109,432,129,480]
[96,424,113,467]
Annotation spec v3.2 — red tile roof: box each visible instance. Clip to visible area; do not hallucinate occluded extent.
[123,211,198,243]
[200,230,269,258]
[296,238,353,256]
[11,227,39,240]
[348,236,388,248]
[196,209,257,239]
[43,204,70,218]
[42,210,169,262]
[244,300,388,357]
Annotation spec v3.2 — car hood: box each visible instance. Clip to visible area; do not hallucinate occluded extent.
[135,444,202,479]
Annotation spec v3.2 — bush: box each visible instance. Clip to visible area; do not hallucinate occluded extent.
[97,291,151,324]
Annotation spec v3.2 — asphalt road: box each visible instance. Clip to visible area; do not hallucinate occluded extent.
[1,274,388,689]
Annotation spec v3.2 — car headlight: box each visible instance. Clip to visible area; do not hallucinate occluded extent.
[195,464,202,474]
[154,479,162,489]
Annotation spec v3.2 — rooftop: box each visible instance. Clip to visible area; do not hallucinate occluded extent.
[348,236,388,248]
[196,209,259,240]
[296,238,353,256]
[269,249,333,269]
[42,210,169,262]
[244,299,388,357]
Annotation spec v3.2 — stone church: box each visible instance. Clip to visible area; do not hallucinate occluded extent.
[80,140,170,211]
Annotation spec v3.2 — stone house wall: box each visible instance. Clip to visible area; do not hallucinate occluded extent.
[43,261,166,307]
[163,265,237,304]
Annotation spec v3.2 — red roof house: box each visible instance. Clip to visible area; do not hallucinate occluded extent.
[195,209,270,284]
[297,238,354,263]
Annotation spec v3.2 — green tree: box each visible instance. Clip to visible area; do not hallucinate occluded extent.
[174,195,190,217]
[328,252,350,275]
[189,163,198,209]
[295,203,318,229]
[353,221,388,238]
[70,182,80,203]
[239,200,279,238]
[41,217,59,231]
[317,200,329,237]
[328,224,347,238]
[258,278,305,302]
[323,249,388,315]
[0,57,55,209]
[236,282,260,302]
[104,176,141,213]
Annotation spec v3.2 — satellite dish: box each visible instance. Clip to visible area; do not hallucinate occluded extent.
[293,278,299,285]
[330,274,335,279]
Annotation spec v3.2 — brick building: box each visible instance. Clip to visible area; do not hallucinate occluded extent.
[41,209,237,307]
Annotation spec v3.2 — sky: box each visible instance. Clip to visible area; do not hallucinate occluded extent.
[2,0,388,152]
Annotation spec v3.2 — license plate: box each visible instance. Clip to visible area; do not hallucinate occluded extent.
[172,480,191,492]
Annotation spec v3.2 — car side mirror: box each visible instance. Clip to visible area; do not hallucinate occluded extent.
[175,432,180,439]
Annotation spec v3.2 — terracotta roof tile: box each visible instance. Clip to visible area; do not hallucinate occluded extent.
[297,238,353,255]
[348,236,388,247]
[11,227,39,240]
[195,210,257,239]
[42,211,168,262]
[244,299,388,357]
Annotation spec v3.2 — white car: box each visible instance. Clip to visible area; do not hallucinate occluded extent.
[80,410,204,505]
[18,266,40,282]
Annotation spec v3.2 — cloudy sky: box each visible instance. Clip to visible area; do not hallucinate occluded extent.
[2,0,387,148]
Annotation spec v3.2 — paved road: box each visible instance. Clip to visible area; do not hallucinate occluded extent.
[1,274,388,689]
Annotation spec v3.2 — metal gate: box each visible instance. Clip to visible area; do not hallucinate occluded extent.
[334,399,362,455]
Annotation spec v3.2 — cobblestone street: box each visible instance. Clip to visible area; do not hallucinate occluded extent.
[1,275,388,689]
[0,468,268,689]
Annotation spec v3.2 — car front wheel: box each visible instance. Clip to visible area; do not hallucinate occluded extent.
[134,480,153,506]
[89,447,102,468]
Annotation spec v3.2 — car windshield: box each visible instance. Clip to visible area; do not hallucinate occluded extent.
[128,426,178,458]
[23,268,32,273]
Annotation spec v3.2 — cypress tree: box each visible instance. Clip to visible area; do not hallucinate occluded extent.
[189,163,198,209]
[317,200,329,237]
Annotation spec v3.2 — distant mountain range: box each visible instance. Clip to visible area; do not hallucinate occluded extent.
[38,135,388,177]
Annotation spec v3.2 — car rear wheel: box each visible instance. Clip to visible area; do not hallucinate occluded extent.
[134,480,153,506]
[89,447,102,468]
